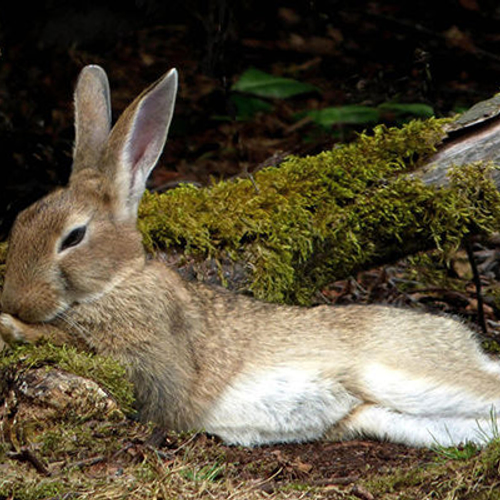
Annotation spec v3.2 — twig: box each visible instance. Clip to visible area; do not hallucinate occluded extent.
[465,238,488,335]
[245,167,260,195]
[169,432,201,454]
[406,287,470,301]
[63,455,105,471]
[7,447,50,476]
[112,441,134,459]
[145,430,201,460]
[145,445,173,460]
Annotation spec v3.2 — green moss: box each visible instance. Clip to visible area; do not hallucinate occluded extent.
[0,480,67,500]
[138,117,500,304]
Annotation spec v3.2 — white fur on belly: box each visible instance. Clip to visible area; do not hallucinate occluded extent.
[202,366,360,446]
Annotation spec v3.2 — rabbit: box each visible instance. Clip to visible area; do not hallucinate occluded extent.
[2,65,500,449]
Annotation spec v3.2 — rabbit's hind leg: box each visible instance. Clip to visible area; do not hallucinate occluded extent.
[325,360,500,447]
[325,403,499,447]
[360,362,500,418]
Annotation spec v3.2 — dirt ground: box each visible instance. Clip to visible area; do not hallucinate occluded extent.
[153,432,439,498]
[215,438,435,486]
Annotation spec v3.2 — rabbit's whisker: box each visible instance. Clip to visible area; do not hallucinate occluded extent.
[56,311,91,340]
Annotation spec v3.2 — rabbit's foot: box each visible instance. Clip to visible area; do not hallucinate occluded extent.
[0,313,85,348]
[0,313,48,345]
[0,313,31,344]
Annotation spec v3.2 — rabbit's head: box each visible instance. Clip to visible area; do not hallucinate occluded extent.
[1,65,178,323]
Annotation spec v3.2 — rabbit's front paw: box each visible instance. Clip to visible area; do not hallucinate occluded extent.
[0,313,30,344]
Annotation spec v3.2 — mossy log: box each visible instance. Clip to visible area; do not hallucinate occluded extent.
[137,115,500,305]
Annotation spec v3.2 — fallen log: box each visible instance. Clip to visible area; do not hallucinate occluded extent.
[137,96,500,304]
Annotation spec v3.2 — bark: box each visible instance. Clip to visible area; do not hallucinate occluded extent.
[415,97,500,187]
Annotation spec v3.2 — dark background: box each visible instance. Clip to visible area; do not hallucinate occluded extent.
[1,0,500,238]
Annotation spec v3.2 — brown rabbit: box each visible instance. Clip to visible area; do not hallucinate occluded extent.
[2,65,500,448]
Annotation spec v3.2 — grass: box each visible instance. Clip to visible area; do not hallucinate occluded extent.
[364,439,500,500]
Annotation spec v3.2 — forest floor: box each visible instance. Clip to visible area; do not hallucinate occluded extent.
[3,2,500,498]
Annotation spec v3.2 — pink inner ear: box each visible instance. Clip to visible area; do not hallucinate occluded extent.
[128,88,167,175]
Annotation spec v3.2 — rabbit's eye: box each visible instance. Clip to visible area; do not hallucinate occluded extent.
[60,226,87,252]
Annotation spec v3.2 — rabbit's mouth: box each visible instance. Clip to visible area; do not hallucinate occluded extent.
[29,299,72,324]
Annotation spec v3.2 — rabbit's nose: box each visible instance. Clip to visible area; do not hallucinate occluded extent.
[1,282,59,323]
[1,289,28,321]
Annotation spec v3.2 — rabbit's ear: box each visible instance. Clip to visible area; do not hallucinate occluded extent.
[72,65,112,176]
[104,68,178,222]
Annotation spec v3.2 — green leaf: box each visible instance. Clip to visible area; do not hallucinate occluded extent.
[230,94,273,120]
[232,68,318,99]
[306,105,380,127]
[304,103,435,129]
